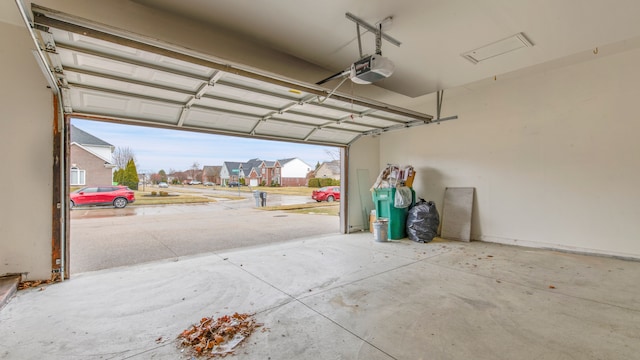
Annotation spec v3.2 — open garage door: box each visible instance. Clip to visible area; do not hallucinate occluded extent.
[22,4,434,277]
[29,5,433,147]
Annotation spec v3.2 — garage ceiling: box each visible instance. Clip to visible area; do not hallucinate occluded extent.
[17,1,640,146]
[132,0,640,98]
[27,5,434,147]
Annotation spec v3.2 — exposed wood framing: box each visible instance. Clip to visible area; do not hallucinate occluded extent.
[51,94,64,278]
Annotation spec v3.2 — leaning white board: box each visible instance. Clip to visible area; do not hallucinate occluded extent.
[441,187,475,242]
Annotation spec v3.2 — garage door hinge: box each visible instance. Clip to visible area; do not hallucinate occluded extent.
[33,24,49,32]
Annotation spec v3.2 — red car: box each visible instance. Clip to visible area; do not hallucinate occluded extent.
[312,186,341,202]
[70,186,135,209]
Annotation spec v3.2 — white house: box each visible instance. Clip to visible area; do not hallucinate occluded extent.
[279,158,312,186]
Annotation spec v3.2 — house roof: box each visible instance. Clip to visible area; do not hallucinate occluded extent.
[279,157,311,168]
[318,160,341,175]
[243,158,265,176]
[223,158,283,177]
[70,125,113,148]
[278,158,295,165]
[222,161,243,175]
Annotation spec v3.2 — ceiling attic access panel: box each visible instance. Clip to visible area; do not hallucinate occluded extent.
[31,5,433,146]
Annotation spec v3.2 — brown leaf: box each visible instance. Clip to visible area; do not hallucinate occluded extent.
[178,312,261,358]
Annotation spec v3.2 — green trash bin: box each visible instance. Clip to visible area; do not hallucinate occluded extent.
[372,188,415,240]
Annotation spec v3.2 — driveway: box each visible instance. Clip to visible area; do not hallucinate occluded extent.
[70,198,339,274]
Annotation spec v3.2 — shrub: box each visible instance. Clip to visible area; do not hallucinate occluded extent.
[308,178,340,188]
[159,191,169,196]
[151,191,157,196]
[320,178,333,187]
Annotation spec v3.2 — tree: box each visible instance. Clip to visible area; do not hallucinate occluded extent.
[170,170,187,184]
[113,168,125,185]
[112,147,137,185]
[158,169,167,182]
[112,146,136,171]
[122,158,139,190]
[190,162,200,181]
[150,173,162,184]
[324,148,340,161]
[114,158,139,189]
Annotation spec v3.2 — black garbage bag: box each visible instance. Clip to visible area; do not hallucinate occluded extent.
[406,199,439,243]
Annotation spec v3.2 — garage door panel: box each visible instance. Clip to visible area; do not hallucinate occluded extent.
[71,89,183,123]
[196,97,273,117]
[221,73,309,101]
[207,83,294,109]
[74,90,131,113]
[65,71,192,103]
[184,109,257,132]
[313,97,371,114]
[307,129,359,144]
[59,50,205,92]
[51,28,139,57]
[148,71,204,92]
[63,50,138,78]
[33,7,433,146]
[358,116,406,127]
[274,112,330,126]
[138,102,183,122]
[255,121,315,139]
[287,103,352,119]
[330,121,382,132]
[53,28,213,79]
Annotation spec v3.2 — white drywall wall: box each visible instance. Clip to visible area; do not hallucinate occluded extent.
[0,21,54,279]
[381,48,640,258]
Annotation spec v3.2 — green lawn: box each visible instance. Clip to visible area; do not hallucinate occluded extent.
[185,185,316,196]
[131,188,339,215]
[132,191,216,205]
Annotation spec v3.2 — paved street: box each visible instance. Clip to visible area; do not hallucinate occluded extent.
[70,196,339,274]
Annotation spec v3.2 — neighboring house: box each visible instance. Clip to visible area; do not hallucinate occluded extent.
[279,158,312,186]
[315,160,341,180]
[220,158,282,186]
[69,125,116,187]
[220,161,243,186]
[202,166,222,184]
[255,159,281,186]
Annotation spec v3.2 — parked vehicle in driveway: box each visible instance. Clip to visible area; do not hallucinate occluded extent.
[228,181,241,187]
[70,186,135,209]
[188,181,202,185]
[158,182,169,188]
[203,182,215,186]
[312,186,340,202]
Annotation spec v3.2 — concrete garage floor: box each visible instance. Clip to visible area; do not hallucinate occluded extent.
[1,233,639,359]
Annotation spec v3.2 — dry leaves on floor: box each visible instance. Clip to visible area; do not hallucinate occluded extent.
[178,312,262,358]
[17,273,62,290]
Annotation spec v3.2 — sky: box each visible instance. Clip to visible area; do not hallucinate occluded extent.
[71,118,338,173]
